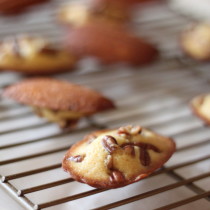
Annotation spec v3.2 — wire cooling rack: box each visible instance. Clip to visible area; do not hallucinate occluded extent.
[0,0,210,209]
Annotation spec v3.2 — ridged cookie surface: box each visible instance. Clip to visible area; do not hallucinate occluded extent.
[3,78,115,114]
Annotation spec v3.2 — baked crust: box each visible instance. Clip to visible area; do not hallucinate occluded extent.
[0,0,49,15]
[62,125,175,189]
[66,22,158,66]
[0,36,77,75]
[190,94,210,125]
[3,78,115,114]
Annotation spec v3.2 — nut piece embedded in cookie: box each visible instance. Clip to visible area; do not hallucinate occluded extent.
[191,93,210,125]
[66,22,158,66]
[62,125,175,188]
[181,23,210,61]
[0,35,77,75]
[2,78,115,128]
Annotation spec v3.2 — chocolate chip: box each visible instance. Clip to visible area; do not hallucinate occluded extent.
[110,170,125,183]
[68,154,85,162]
[102,135,118,154]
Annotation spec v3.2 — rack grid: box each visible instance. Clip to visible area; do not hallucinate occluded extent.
[0,0,210,209]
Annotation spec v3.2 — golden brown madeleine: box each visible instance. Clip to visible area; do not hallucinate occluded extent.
[66,22,158,66]
[57,3,130,27]
[0,0,49,15]
[62,125,175,189]
[0,35,77,75]
[191,93,210,125]
[3,78,115,128]
[181,23,210,61]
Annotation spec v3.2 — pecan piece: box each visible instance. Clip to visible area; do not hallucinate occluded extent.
[121,142,160,166]
[68,154,85,162]
[130,126,142,135]
[105,154,113,169]
[118,125,142,137]
[140,147,150,166]
[135,143,160,153]
[102,135,118,154]
[123,145,135,156]
[138,143,160,166]
[110,170,125,183]
[118,126,131,135]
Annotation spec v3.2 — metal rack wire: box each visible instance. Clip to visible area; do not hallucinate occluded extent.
[0,0,210,209]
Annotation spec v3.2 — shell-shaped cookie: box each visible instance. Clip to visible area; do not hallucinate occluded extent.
[3,78,115,128]
[0,36,77,75]
[66,22,158,66]
[3,78,115,113]
[62,125,175,188]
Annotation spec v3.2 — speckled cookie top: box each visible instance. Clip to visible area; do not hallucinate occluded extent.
[3,78,115,113]
[62,125,175,188]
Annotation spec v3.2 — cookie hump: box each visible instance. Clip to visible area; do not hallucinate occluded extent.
[3,78,115,114]
[66,22,158,66]
[62,125,175,189]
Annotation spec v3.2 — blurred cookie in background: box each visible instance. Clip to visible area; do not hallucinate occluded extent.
[181,23,210,61]
[3,78,115,128]
[0,0,50,15]
[89,0,157,23]
[57,2,131,27]
[0,35,77,75]
[66,22,158,66]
